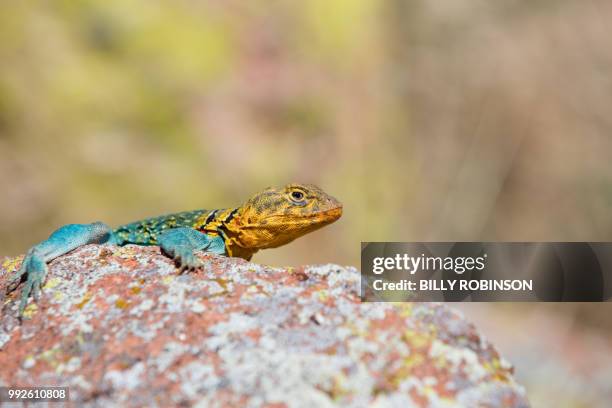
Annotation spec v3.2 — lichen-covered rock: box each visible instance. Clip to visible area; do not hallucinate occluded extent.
[0,245,529,407]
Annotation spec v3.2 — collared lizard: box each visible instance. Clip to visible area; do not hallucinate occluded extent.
[3,183,342,317]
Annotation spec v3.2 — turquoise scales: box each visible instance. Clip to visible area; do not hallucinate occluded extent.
[112,209,210,245]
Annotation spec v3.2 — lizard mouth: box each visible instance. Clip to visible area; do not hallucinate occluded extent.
[302,205,343,227]
[318,205,343,221]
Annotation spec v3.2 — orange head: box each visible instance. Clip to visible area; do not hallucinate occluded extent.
[232,183,343,250]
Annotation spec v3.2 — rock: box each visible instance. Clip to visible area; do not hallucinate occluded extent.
[0,245,530,407]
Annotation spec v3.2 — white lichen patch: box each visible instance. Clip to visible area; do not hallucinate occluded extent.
[158,281,190,313]
[0,331,11,348]
[125,318,165,342]
[190,301,206,313]
[104,362,146,391]
[61,312,93,336]
[22,356,36,369]
[429,339,488,383]
[151,341,189,372]
[129,298,155,315]
[179,361,221,398]
[361,303,392,320]
[209,313,258,336]
[201,278,230,296]
[56,356,82,374]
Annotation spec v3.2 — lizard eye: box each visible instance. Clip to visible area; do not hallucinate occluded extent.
[290,190,305,202]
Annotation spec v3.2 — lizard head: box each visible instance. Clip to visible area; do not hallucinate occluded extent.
[235,183,343,249]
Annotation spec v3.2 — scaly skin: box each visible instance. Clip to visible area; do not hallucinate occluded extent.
[4,183,342,317]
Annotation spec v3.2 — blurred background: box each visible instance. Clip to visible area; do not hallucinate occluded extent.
[1,0,611,406]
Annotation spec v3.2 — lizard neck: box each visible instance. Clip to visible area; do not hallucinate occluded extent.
[209,207,258,261]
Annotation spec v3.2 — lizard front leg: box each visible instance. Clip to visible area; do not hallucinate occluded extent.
[157,228,226,273]
[5,222,113,317]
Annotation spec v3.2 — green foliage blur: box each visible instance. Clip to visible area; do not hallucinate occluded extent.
[1,1,612,270]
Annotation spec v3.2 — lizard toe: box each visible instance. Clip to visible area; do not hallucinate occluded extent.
[6,275,23,295]
[32,280,42,302]
[15,252,48,318]
[5,256,30,295]
[18,279,33,317]
[176,251,202,274]
[177,264,189,275]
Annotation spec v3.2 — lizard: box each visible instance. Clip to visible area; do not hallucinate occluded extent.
[3,183,342,317]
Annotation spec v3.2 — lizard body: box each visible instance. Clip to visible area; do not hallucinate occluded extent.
[5,183,342,316]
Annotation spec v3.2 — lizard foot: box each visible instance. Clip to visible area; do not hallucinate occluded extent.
[4,249,48,318]
[171,247,204,274]
[157,228,226,275]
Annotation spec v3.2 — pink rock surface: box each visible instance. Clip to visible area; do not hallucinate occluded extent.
[0,245,529,407]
